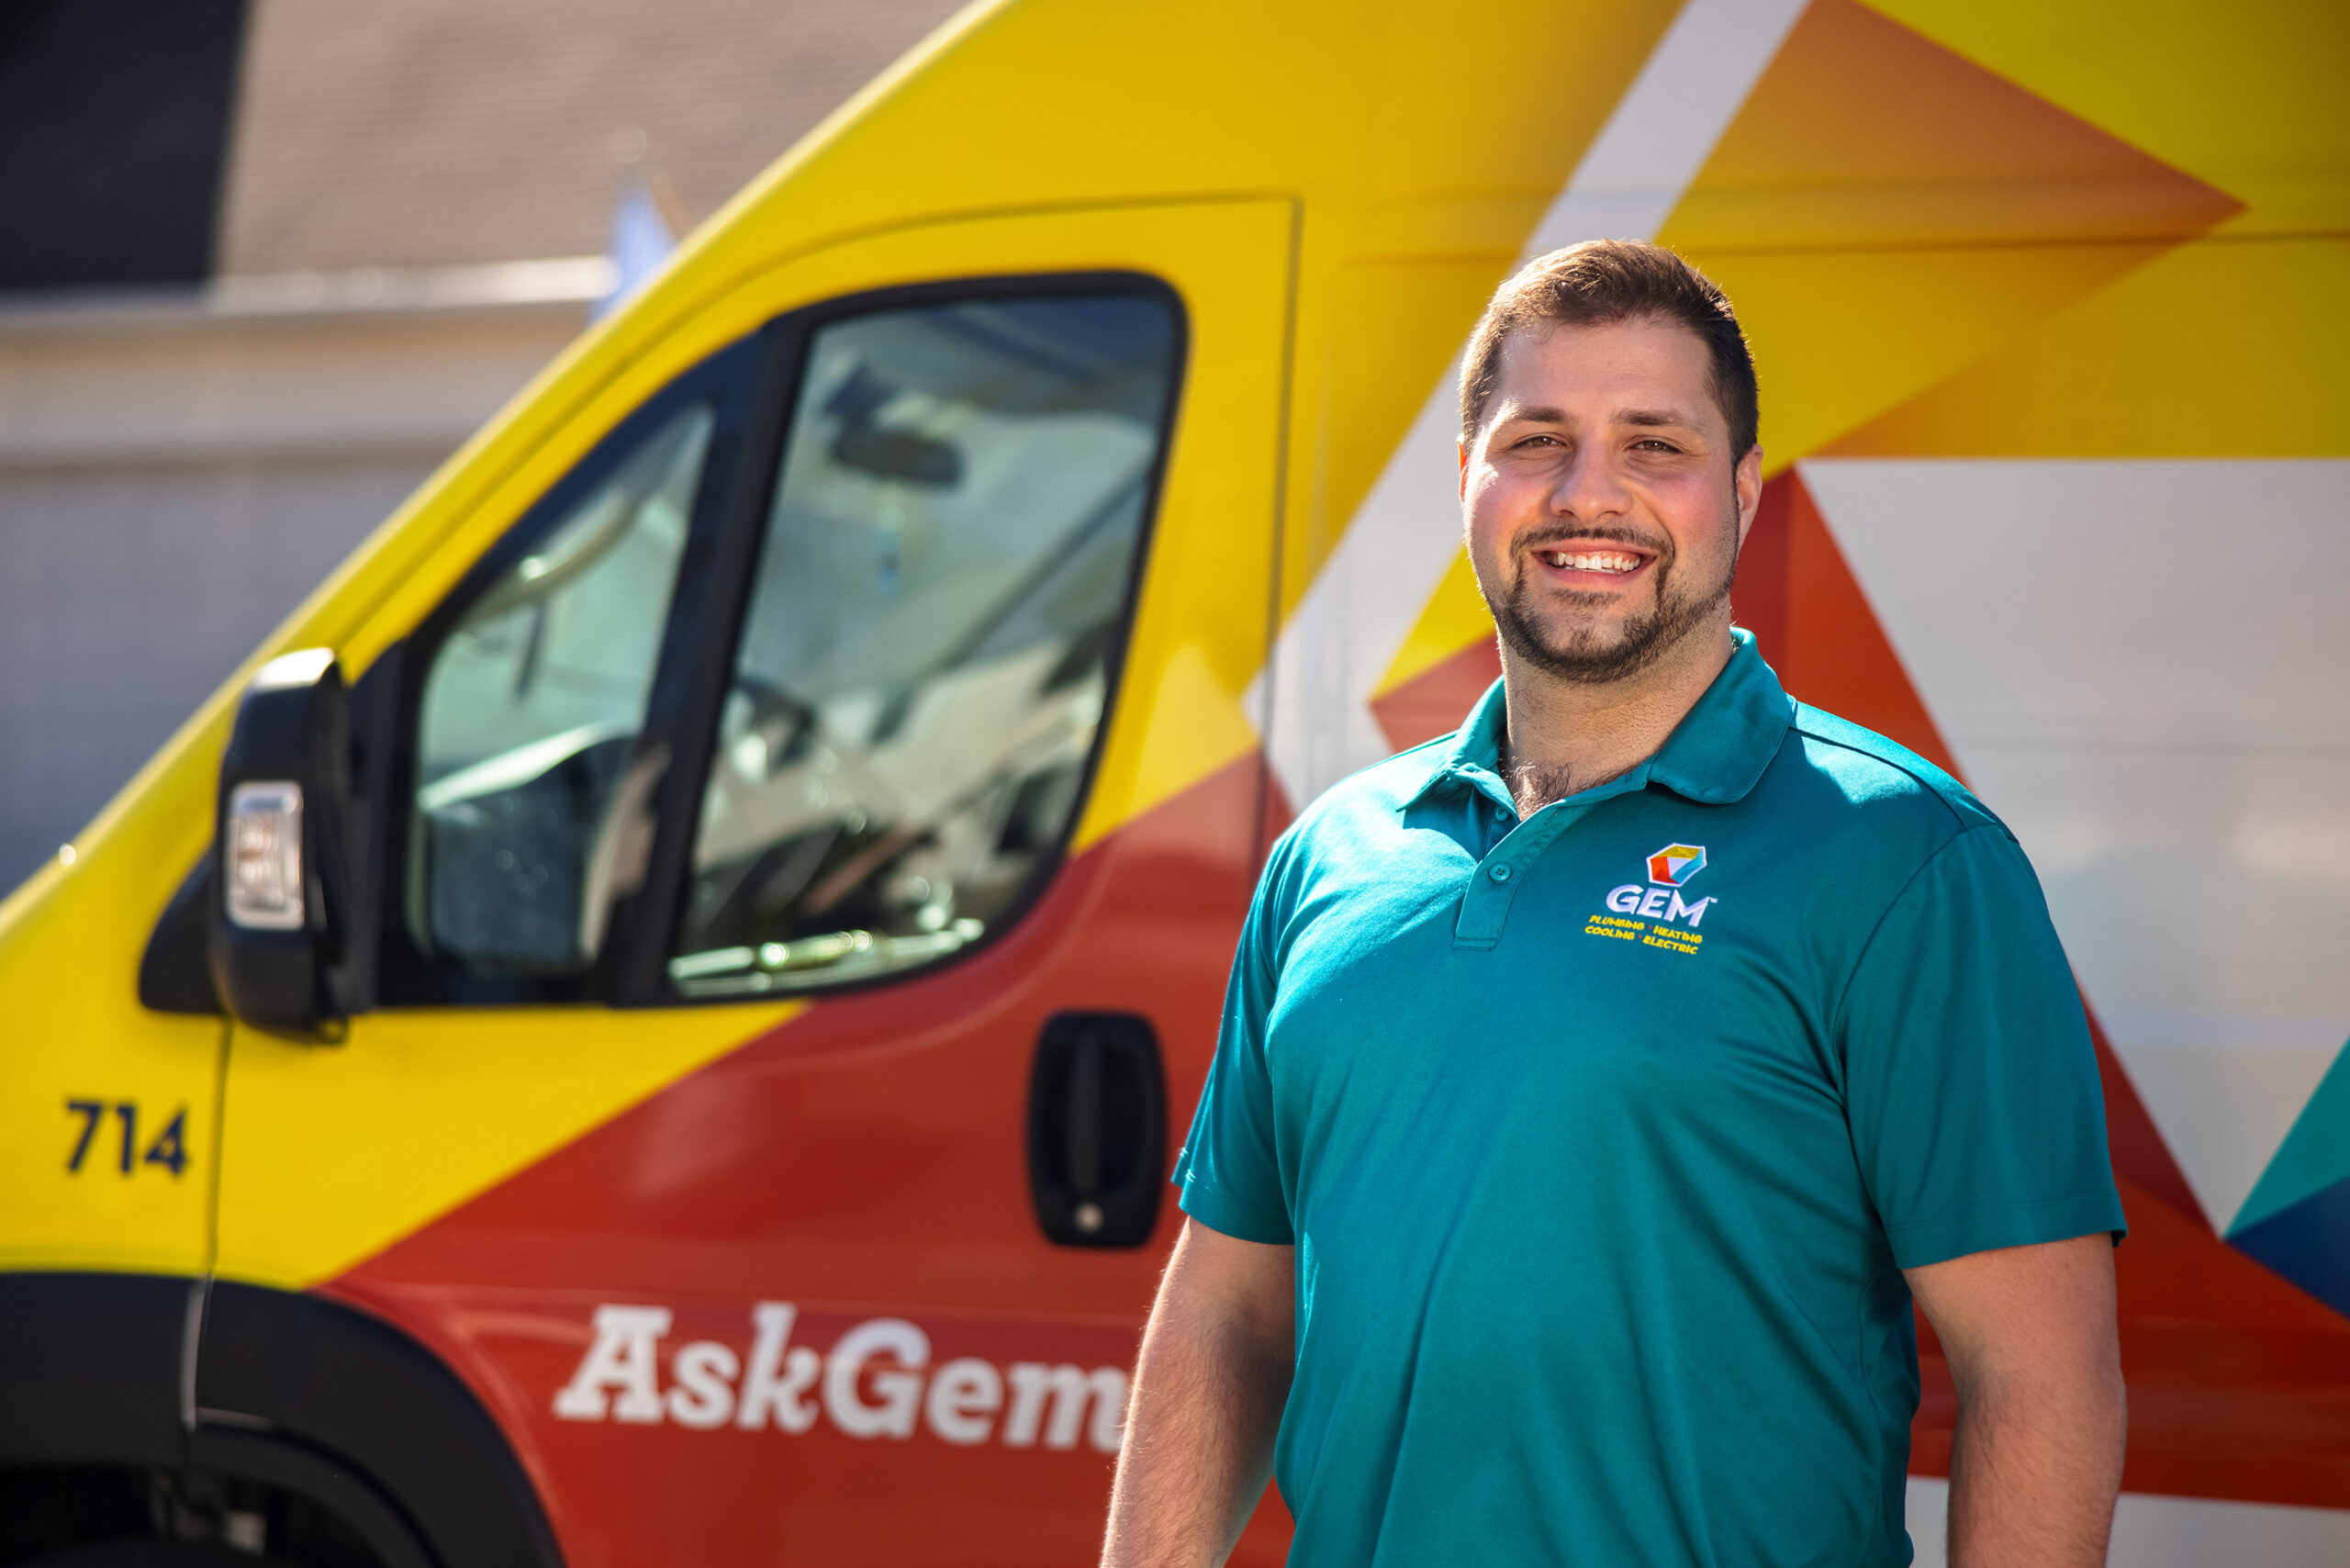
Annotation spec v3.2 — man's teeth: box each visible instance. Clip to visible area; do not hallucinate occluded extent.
[1540,549,1642,573]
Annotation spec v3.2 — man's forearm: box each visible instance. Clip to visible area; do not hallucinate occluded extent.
[1945,1367,2125,1566]
[1102,1225,1293,1568]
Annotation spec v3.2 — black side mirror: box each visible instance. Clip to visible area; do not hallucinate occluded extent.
[208,649,356,1042]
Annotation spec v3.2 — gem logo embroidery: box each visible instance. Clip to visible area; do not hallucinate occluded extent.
[1586,845,1717,956]
[1646,843,1707,886]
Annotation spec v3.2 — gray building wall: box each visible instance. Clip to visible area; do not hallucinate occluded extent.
[0,283,589,888]
[0,457,423,883]
[222,0,964,274]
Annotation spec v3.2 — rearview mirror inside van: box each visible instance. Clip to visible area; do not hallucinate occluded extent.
[208,647,359,1042]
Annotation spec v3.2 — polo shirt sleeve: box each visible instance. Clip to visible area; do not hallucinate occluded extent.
[1838,823,2126,1271]
[1171,847,1295,1247]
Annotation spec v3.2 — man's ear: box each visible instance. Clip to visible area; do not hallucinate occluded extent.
[1732,445,1764,550]
[1457,437,1472,503]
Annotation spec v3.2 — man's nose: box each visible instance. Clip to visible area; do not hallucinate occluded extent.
[1548,443,1630,521]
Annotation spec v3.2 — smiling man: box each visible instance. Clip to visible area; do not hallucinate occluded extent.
[1102,241,2128,1568]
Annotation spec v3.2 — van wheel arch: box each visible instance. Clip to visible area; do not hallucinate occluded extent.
[0,1274,561,1568]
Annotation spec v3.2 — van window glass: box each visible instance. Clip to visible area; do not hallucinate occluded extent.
[410,401,713,976]
[670,292,1177,995]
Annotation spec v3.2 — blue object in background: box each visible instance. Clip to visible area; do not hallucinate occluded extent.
[591,174,676,321]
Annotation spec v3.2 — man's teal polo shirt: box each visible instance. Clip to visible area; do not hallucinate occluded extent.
[1175,632,2123,1567]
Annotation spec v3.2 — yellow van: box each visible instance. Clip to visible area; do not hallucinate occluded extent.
[3,1,2344,1562]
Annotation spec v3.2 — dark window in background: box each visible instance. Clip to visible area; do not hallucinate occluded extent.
[0,0,248,292]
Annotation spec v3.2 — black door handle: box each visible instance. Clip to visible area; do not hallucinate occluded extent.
[1026,1012,1166,1248]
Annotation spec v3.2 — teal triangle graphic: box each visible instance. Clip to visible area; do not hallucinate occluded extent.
[2229,1034,2350,1235]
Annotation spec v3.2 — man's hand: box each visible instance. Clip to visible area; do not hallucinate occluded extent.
[1102,1219,1293,1568]
[1906,1233,2125,1566]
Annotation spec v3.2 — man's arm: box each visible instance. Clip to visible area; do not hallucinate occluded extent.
[1905,1233,2125,1567]
[1102,1219,1294,1568]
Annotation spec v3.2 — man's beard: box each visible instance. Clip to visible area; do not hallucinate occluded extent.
[1489,521,1736,685]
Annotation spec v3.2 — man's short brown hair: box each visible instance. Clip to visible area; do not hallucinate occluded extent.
[1458,240,1759,459]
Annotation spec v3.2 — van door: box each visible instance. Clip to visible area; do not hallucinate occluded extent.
[206,199,1294,1566]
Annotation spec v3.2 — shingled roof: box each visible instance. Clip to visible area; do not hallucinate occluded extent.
[219,0,967,274]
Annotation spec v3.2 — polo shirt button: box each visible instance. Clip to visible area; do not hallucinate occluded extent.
[1489,863,1513,882]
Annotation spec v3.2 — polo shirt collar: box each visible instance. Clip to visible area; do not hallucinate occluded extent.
[1408,629,1794,809]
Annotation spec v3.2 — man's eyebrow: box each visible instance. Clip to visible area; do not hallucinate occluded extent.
[1490,405,1705,430]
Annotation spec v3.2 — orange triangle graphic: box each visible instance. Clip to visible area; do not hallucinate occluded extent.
[1738,469,2202,1222]
[1731,471,1953,774]
[1745,467,2350,1506]
[1371,639,1501,756]
[1669,0,2240,254]
[1660,0,2241,466]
